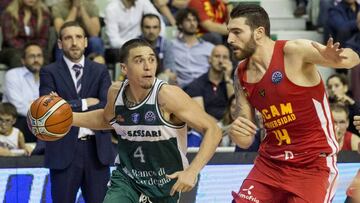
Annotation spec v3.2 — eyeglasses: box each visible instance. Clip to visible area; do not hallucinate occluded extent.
[0,118,14,125]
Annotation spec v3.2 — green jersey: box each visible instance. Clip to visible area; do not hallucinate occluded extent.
[110,79,188,199]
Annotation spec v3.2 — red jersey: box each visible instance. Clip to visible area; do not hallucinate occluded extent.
[237,40,339,166]
[188,0,227,34]
[341,131,352,151]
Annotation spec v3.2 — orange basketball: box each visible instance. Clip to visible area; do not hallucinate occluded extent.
[27,95,73,141]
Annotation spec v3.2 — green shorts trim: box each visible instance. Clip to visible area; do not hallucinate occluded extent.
[103,169,179,203]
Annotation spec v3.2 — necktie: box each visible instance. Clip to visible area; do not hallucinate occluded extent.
[72,64,82,94]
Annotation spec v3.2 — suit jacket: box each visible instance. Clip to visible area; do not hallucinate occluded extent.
[39,57,114,169]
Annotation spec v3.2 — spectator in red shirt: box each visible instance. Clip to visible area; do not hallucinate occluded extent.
[0,0,51,68]
[188,0,232,44]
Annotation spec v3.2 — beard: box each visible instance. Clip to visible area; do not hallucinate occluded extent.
[25,64,41,73]
[233,36,257,61]
[63,48,85,62]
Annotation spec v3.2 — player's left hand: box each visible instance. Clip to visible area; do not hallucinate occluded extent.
[166,169,198,196]
[311,37,348,63]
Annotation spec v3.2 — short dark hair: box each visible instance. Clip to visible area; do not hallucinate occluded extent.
[141,13,161,28]
[230,4,271,37]
[58,21,86,40]
[330,102,349,117]
[175,8,200,32]
[327,73,349,86]
[119,39,154,63]
[22,42,42,59]
[0,103,17,118]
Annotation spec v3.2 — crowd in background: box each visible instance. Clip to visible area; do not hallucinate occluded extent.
[0,0,359,156]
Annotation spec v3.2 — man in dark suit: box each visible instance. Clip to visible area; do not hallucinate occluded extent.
[39,21,114,203]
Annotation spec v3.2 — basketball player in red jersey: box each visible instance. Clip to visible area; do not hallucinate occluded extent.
[227,4,360,203]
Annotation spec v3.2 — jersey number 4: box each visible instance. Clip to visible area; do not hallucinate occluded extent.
[134,146,146,163]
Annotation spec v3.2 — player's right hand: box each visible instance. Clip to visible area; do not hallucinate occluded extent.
[229,116,257,137]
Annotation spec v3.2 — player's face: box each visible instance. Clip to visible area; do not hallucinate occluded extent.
[327,77,347,99]
[22,45,44,73]
[123,46,157,90]
[227,17,257,61]
[180,14,198,35]
[142,17,161,43]
[58,26,87,62]
[209,45,230,72]
[332,110,349,141]
[0,114,15,135]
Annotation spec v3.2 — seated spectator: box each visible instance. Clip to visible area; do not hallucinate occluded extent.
[331,103,360,151]
[188,0,232,45]
[105,0,164,49]
[2,43,44,143]
[0,103,31,156]
[184,44,234,120]
[0,0,50,68]
[87,52,106,64]
[172,8,214,87]
[327,73,360,135]
[52,0,104,61]
[218,94,235,147]
[328,0,360,45]
[153,0,189,26]
[139,13,176,84]
[294,0,308,17]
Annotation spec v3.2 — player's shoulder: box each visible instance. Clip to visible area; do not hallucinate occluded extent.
[158,84,185,101]
[284,39,313,54]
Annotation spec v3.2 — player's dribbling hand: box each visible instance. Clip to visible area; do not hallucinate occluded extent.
[229,116,257,137]
[166,169,198,196]
[353,116,360,133]
[311,37,348,63]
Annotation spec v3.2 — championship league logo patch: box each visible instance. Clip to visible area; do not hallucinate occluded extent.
[271,71,283,84]
[131,113,140,124]
[144,111,156,123]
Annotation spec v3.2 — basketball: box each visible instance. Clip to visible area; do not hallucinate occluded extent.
[27,95,73,141]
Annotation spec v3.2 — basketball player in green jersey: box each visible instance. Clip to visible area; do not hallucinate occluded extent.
[71,38,222,203]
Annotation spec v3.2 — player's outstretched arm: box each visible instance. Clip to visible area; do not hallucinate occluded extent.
[72,82,121,130]
[286,38,360,69]
[159,85,222,196]
[229,71,257,149]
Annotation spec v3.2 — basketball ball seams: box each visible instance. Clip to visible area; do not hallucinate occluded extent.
[34,94,48,118]
[27,95,73,141]
[46,115,73,127]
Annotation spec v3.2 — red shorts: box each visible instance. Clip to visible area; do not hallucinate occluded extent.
[232,155,338,203]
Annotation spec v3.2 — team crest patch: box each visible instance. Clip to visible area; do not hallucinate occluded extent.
[259,89,265,97]
[131,113,140,124]
[271,71,283,84]
[144,111,156,123]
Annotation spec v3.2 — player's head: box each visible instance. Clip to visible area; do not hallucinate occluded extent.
[176,8,200,35]
[227,4,270,60]
[0,103,17,135]
[58,21,87,62]
[330,103,349,141]
[21,42,44,73]
[326,73,349,102]
[141,13,161,43]
[119,39,157,90]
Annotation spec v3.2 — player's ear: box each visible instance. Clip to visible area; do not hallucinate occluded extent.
[255,27,265,40]
[120,63,127,75]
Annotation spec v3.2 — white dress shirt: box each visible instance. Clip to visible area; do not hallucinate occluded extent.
[3,67,39,117]
[105,0,165,48]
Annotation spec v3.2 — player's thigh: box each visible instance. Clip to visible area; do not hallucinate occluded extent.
[232,179,285,203]
[103,169,139,203]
